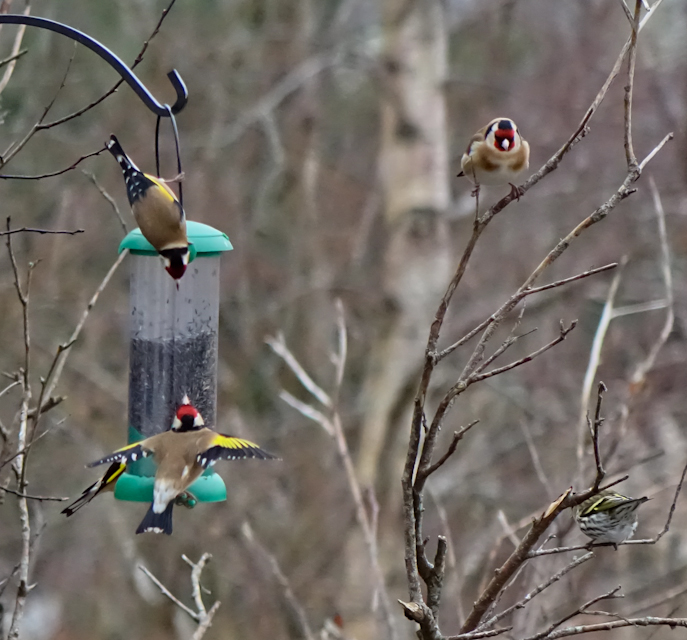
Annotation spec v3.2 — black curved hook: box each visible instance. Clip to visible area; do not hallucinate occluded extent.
[0,14,187,115]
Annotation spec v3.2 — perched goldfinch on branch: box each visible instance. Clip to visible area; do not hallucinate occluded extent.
[573,489,649,549]
[107,135,190,280]
[66,396,277,535]
[458,117,530,200]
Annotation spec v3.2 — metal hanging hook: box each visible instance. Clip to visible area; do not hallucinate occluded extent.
[0,14,188,115]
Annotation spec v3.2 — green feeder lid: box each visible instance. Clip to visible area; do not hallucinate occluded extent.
[113,426,227,503]
[118,220,233,256]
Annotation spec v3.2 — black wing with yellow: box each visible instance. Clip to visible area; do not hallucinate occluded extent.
[197,434,278,468]
[62,460,126,517]
[87,442,152,468]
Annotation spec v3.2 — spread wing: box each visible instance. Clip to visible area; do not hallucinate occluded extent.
[197,433,278,468]
[86,442,152,468]
[62,461,126,517]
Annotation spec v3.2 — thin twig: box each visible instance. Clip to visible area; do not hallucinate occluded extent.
[436,316,493,362]
[273,311,397,640]
[0,48,27,69]
[478,553,594,630]
[82,170,129,236]
[623,0,641,170]
[523,264,618,297]
[520,421,553,500]
[590,382,608,487]
[0,148,106,180]
[470,322,576,383]
[139,565,199,620]
[0,227,84,237]
[0,487,67,502]
[36,0,179,131]
[266,333,332,408]
[529,616,687,639]
[448,627,513,640]
[40,250,128,408]
[5,220,33,640]
[1,41,76,169]
[576,260,625,483]
[415,421,478,489]
[521,587,623,640]
[241,522,315,640]
[0,2,29,97]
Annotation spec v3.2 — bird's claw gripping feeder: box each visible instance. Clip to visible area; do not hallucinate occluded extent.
[115,221,232,503]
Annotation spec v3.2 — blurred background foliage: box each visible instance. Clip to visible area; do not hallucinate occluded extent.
[1,0,687,639]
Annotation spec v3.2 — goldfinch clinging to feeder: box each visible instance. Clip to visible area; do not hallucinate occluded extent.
[458,117,530,200]
[79,396,277,535]
[107,134,190,280]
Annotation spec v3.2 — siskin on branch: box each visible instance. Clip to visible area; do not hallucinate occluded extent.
[573,489,649,549]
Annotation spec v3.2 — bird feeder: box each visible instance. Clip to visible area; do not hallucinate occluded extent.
[114,221,233,503]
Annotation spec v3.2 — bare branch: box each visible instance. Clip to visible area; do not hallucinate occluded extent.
[140,552,220,639]
[590,381,608,488]
[470,321,576,384]
[36,0,179,131]
[415,421,478,489]
[0,227,84,237]
[532,616,687,640]
[523,263,618,297]
[0,48,27,70]
[266,333,332,408]
[40,250,128,406]
[241,522,315,640]
[0,148,106,181]
[623,0,642,170]
[82,170,129,236]
[0,487,67,502]
[278,390,333,434]
[576,260,625,481]
[0,2,29,97]
[521,587,623,640]
[436,316,493,363]
[139,565,199,620]
[638,132,673,171]
[478,552,594,630]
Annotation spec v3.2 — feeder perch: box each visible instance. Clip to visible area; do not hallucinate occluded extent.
[114,221,233,502]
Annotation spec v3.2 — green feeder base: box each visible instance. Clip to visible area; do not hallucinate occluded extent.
[114,471,227,504]
[113,426,227,504]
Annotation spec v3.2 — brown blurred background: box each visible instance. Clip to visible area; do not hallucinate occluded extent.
[1,0,687,638]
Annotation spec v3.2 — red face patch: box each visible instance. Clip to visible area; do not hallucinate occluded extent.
[176,404,198,421]
[494,130,515,152]
[166,264,187,280]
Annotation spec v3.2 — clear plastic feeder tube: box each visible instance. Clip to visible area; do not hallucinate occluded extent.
[128,254,219,436]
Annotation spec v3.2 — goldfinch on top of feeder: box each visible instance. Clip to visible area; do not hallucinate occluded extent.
[107,134,190,280]
[70,396,277,535]
[458,117,530,200]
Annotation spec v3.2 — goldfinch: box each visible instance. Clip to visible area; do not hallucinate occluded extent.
[458,118,530,200]
[573,489,649,549]
[61,460,126,517]
[107,135,189,280]
[68,396,277,535]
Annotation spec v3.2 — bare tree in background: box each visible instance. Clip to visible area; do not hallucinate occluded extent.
[358,0,452,491]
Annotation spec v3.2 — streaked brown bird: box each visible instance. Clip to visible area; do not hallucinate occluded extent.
[573,489,649,549]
